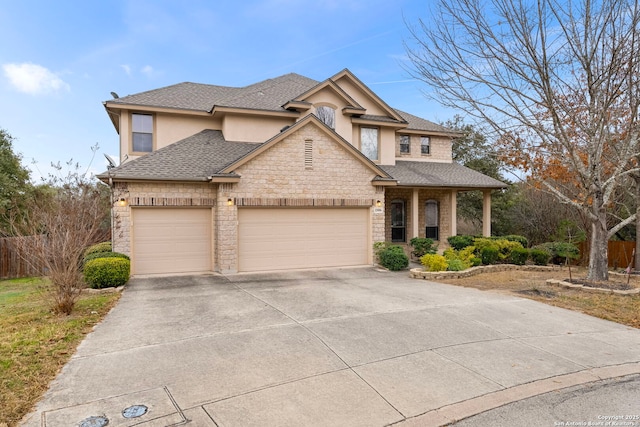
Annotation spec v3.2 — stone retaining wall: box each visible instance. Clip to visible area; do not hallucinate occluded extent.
[410,264,559,280]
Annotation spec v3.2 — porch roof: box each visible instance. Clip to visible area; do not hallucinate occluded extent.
[380,161,507,189]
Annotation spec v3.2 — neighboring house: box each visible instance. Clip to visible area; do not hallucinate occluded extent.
[98,69,505,275]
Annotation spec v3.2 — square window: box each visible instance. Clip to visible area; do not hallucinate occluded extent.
[421,136,431,155]
[399,135,410,154]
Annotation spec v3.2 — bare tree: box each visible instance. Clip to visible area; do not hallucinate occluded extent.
[406,0,640,280]
[9,162,110,314]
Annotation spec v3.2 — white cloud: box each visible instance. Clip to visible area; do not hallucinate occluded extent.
[141,65,154,76]
[120,64,131,75]
[3,63,70,95]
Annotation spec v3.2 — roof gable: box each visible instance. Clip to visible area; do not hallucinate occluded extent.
[330,69,405,122]
[220,114,393,180]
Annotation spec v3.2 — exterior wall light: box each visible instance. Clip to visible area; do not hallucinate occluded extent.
[227,198,234,206]
[376,200,382,207]
[117,198,127,207]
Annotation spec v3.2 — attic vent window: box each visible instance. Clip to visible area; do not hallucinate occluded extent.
[305,139,313,170]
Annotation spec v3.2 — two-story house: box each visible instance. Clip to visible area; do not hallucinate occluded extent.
[98,69,505,275]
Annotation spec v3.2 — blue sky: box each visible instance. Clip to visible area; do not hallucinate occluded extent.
[0,0,457,180]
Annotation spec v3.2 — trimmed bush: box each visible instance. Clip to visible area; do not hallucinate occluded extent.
[83,251,130,265]
[83,241,112,258]
[409,237,437,258]
[421,253,448,272]
[378,245,409,271]
[480,246,499,265]
[447,259,467,271]
[510,247,529,265]
[501,235,529,248]
[530,248,551,266]
[84,257,130,289]
[448,235,475,250]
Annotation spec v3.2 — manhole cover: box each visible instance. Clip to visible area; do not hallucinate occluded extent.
[122,404,148,419]
[78,415,109,427]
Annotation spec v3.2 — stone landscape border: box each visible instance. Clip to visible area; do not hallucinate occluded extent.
[410,264,640,295]
[410,264,558,280]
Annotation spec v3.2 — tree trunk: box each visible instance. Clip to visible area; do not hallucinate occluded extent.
[636,179,640,272]
[587,210,609,282]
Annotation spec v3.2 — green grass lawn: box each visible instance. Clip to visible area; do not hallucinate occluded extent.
[0,277,121,427]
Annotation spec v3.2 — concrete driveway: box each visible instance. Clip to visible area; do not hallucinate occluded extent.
[22,268,640,426]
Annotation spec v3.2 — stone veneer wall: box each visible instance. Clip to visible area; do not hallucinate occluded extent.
[218,122,385,273]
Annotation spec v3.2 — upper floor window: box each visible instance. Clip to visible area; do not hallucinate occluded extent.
[361,127,379,161]
[399,135,410,154]
[421,136,431,155]
[132,113,153,153]
[316,106,335,129]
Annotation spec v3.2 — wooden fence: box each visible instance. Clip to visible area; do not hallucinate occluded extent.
[578,241,636,269]
[0,236,44,279]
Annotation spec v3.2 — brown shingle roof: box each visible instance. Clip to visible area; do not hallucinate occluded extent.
[380,161,506,189]
[394,109,456,133]
[97,130,260,181]
[106,71,458,135]
[108,74,319,113]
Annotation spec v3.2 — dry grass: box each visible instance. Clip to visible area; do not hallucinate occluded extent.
[436,267,640,329]
[0,277,121,427]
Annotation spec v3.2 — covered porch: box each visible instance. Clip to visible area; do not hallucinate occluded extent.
[380,161,507,251]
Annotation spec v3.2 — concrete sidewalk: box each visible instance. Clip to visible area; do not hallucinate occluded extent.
[21,268,640,426]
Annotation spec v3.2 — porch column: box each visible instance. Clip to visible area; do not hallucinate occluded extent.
[412,188,419,239]
[482,190,491,237]
[450,189,457,237]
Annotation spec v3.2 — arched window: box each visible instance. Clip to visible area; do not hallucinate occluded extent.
[316,105,335,129]
[391,199,406,242]
[425,199,439,240]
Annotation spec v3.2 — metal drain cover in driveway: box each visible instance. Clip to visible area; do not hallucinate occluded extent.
[122,404,148,418]
[78,415,109,427]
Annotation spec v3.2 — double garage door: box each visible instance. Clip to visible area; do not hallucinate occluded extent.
[131,207,369,275]
[238,208,369,272]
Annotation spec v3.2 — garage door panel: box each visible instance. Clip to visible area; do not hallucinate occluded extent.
[133,208,212,275]
[238,208,369,272]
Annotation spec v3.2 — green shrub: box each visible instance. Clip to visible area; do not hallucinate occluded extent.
[379,245,409,271]
[447,259,467,271]
[409,237,437,258]
[421,253,448,272]
[480,246,500,265]
[443,246,476,270]
[448,235,475,250]
[501,235,529,248]
[83,241,112,258]
[510,247,529,265]
[83,251,130,265]
[84,257,130,289]
[533,242,579,264]
[530,248,551,266]
[373,241,390,263]
[495,239,524,261]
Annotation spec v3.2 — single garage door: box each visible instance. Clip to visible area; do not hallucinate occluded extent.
[238,208,369,272]
[132,208,212,275]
